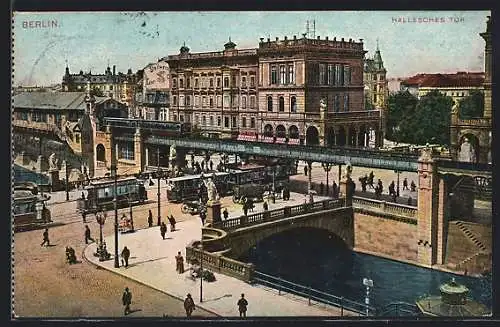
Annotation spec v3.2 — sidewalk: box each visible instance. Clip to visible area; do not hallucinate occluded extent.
[83,217,355,317]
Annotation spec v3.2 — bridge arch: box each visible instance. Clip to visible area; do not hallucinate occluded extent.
[96,144,106,162]
[306,126,319,145]
[227,208,354,260]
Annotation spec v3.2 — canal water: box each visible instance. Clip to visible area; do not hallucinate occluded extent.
[239,227,492,312]
[12,164,49,184]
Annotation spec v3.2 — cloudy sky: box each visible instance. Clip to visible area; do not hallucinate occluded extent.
[13,11,490,86]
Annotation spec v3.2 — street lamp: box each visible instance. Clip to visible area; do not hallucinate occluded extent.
[111,163,119,268]
[321,162,332,196]
[157,147,162,226]
[363,278,374,316]
[95,209,110,261]
[394,170,401,197]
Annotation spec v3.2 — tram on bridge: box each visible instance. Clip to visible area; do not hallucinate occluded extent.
[80,176,147,213]
[166,172,230,203]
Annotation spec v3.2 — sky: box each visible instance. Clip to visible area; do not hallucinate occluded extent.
[12,11,490,86]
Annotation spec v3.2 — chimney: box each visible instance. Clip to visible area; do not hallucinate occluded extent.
[341,38,344,42]
[113,65,116,76]
[317,36,320,40]
[326,36,329,41]
[276,37,279,41]
[260,37,264,43]
[284,36,288,41]
[293,35,297,40]
[333,37,336,41]
[267,37,270,42]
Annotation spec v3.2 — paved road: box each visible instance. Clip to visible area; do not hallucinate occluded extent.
[12,200,217,318]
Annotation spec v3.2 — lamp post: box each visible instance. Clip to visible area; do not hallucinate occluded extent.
[363,278,374,316]
[95,209,109,261]
[199,236,204,303]
[157,147,161,225]
[111,163,119,268]
[321,162,332,196]
[394,170,401,197]
[127,195,134,232]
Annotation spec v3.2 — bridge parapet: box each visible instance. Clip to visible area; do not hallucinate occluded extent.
[212,198,346,231]
[353,196,417,219]
[185,245,255,282]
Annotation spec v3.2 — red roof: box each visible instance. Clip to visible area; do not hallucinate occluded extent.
[402,72,484,88]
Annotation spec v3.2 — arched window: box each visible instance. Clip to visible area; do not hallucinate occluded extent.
[279,96,285,112]
[290,96,297,112]
[267,96,273,112]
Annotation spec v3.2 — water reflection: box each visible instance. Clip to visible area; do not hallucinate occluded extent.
[239,228,492,311]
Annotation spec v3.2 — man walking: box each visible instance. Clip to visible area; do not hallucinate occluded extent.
[148,209,153,227]
[175,251,184,273]
[320,182,324,195]
[121,246,130,267]
[403,177,409,191]
[84,225,95,244]
[237,293,248,318]
[184,293,195,318]
[160,222,167,240]
[304,164,308,176]
[40,228,50,247]
[122,287,132,315]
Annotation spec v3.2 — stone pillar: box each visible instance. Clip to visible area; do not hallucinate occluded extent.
[333,131,337,146]
[436,177,448,265]
[36,155,48,173]
[105,125,113,168]
[48,169,60,190]
[134,128,144,173]
[417,147,438,266]
[339,176,354,207]
[206,201,222,225]
[145,146,149,168]
[355,130,360,147]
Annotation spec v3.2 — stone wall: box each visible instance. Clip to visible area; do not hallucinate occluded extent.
[353,211,418,263]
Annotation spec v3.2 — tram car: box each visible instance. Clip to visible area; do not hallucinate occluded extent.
[80,176,147,213]
[166,172,230,203]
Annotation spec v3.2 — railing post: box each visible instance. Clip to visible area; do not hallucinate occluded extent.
[308,286,311,305]
[278,277,281,295]
[340,297,344,316]
[381,201,386,212]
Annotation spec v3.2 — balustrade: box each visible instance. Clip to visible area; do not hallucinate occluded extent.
[352,196,417,219]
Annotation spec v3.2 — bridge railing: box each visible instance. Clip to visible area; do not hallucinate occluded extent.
[253,271,374,316]
[352,196,417,219]
[212,198,346,231]
[185,245,255,282]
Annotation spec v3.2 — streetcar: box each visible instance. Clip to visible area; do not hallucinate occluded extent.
[80,176,147,213]
[166,172,230,203]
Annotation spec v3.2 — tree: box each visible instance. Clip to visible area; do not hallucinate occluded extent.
[386,90,418,141]
[458,90,484,119]
[408,90,453,145]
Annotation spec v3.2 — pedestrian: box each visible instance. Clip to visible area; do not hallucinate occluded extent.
[160,222,167,240]
[209,160,213,171]
[332,181,338,198]
[304,164,308,176]
[242,198,248,216]
[122,287,132,315]
[121,246,130,267]
[81,192,85,200]
[237,293,248,318]
[40,228,50,247]
[410,180,416,192]
[169,215,176,231]
[201,160,205,171]
[403,177,409,191]
[389,181,395,196]
[84,225,95,244]
[176,251,184,273]
[148,209,153,228]
[200,210,206,225]
[320,182,324,195]
[184,293,195,318]
[157,214,161,227]
[223,208,229,220]
[263,201,269,211]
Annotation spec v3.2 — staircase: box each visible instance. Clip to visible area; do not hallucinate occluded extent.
[454,221,487,252]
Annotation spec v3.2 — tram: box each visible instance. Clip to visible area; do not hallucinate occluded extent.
[166,172,230,203]
[81,176,147,213]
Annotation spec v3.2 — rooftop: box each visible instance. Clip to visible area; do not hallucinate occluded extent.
[13,92,88,110]
[401,72,484,88]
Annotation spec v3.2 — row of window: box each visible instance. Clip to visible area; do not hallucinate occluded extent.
[118,142,135,160]
[172,94,257,109]
[265,94,350,112]
[314,63,351,86]
[15,112,83,123]
[172,75,256,89]
[172,113,257,129]
[270,63,295,85]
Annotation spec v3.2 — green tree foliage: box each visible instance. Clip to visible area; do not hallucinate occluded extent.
[386,90,418,141]
[458,90,484,119]
[386,90,453,146]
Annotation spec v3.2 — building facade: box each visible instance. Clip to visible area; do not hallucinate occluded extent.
[400,72,484,104]
[136,60,170,121]
[258,35,381,147]
[62,65,140,110]
[449,16,492,164]
[364,45,388,111]
[166,40,259,139]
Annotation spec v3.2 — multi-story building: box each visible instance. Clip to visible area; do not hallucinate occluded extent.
[62,65,140,111]
[136,60,170,120]
[165,40,259,139]
[364,44,388,110]
[400,72,484,104]
[258,35,381,147]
